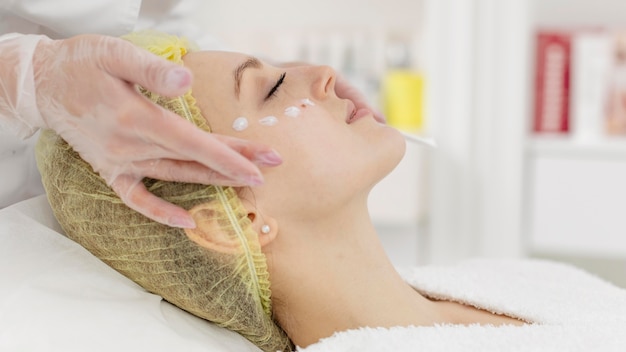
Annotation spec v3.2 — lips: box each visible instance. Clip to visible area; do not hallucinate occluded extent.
[345,100,372,124]
[347,109,356,123]
[345,100,356,124]
[350,108,372,123]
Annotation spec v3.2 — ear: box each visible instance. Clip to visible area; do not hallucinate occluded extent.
[184,202,241,254]
[240,201,278,248]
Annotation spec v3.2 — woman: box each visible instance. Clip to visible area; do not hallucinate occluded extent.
[36,32,625,352]
[179,39,527,338]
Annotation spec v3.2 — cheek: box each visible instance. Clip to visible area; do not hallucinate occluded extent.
[275,119,356,193]
[254,108,401,214]
[217,101,353,183]
[278,108,343,157]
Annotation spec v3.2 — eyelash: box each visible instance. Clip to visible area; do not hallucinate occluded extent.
[265,72,286,101]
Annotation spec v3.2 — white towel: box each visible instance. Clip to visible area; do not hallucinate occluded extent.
[299,259,626,352]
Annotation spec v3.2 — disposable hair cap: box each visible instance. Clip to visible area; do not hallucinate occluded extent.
[36,30,292,352]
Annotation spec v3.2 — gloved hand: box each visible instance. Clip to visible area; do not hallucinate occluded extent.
[0,34,282,228]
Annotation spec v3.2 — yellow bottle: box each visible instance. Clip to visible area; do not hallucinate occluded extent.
[381,69,425,132]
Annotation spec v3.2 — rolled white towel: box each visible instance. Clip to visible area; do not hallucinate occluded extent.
[300,259,626,352]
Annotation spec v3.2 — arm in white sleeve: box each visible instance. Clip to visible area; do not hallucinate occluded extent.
[1,0,141,38]
[136,0,224,50]
[0,33,48,139]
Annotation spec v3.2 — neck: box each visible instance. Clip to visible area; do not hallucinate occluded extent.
[265,201,442,348]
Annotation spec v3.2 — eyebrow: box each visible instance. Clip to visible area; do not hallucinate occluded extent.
[234,57,262,98]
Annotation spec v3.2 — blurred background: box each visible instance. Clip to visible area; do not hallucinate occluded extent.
[193,0,626,287]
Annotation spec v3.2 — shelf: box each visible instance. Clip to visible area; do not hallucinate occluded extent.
[526,136,626,159]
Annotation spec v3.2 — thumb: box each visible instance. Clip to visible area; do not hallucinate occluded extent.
[99,36,192,97]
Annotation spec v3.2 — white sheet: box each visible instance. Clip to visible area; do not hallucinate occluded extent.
[0,195,260,352]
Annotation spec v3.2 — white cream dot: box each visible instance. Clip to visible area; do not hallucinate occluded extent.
[232,117,249,131]
[301,98,315,106]
[284,106,301,117]
[259,115,278,126]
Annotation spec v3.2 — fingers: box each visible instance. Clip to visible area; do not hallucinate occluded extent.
[98,36,192,98]
[110,174,196,228]
[107,136,282,227]
[145,113,276,185]
[209,134,283,167]
[107,91,282,186]
[100,89,282,188]
[109,148,281,229]
[136,159,267,186]
[108,144,281,229]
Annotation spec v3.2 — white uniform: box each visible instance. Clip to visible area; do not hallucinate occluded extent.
[0,0,218,208]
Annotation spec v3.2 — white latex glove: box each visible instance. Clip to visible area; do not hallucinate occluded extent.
[0,34,282,228]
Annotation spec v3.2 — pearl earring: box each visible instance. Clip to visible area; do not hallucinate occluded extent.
[261,224,271,234]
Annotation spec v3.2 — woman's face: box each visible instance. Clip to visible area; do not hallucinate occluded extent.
[183,51,405,219]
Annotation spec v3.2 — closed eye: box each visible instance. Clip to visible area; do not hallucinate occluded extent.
[265,72,286,101]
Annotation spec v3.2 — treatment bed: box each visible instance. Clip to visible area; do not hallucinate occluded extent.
[2,195,625,351]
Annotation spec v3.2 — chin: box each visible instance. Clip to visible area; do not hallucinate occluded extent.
[365,124,406,185]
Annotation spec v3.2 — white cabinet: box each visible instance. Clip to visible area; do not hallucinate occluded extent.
[522,1,626,284]
[527,143,626,258]
[369,142,428,226]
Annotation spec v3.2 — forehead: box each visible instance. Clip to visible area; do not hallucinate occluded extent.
[183,51,249,131]
[183,50,246,85]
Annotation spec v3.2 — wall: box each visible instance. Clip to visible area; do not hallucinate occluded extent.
[194,0,425,70]
[532,0,626,27]
[195,1,423,32]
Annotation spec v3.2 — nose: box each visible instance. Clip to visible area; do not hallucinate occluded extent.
[308,65,336,100]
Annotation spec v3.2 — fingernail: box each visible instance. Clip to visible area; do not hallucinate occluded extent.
[165,67,191,90]
[169,215,196,229]
[254,150,283,167]
[244,174,264,186]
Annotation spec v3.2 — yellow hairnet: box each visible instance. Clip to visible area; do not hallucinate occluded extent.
[35,30,292,352]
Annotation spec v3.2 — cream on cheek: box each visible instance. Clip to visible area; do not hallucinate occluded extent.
[284,106,301,118]
[232,116,249,131]
[259,115,278,126]
[230,98,316,132]
[284,98,316,118]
